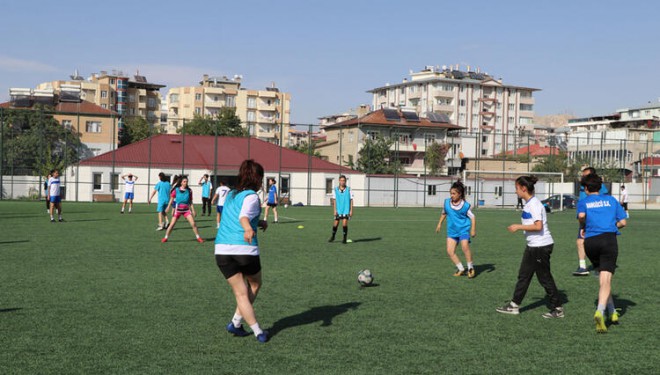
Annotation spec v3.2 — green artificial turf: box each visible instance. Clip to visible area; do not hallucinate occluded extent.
[1,201,658,374]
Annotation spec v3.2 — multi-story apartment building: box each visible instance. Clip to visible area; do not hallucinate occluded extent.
[368,65,539,157]
[36,70,165,130]
[316,108,463,175]
[166,75,291,145]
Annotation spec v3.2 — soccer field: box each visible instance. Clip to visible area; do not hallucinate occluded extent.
[1,201,658,374]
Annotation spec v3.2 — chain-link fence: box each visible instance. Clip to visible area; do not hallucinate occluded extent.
[1,107,658,209]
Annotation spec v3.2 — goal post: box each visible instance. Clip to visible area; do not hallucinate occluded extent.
[461,170,567,211]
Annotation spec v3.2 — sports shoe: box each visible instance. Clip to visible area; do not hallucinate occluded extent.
[453,269,466,277]
[256,331,269,343]
[328,235,335,243]
[121,211,124,214]
[50,218,55,223]
[161,238,168,243]
[594,311,607,333]
[342,236,347,244]
[225,322,250,337]
[610,310,620,325]
[196,237,204,243]
[496,302,520,315]
[58,218,64,222]
[572,267,589,276]
[542,307,565,319]
[467,268,476,279]
[156,226,164,231]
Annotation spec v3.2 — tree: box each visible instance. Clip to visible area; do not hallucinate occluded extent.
[119,116,154,147]
[288,141,321,157]
[424,142,450,176]
[356,135,404,174]
[531,152,568,182]
[177,107,247,136]
[1,106,82,176]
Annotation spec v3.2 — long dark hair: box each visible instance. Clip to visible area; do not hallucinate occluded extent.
[515,175,538,193]
[170,175,189,193]
[450,181,466,200]
[236,160,264,192]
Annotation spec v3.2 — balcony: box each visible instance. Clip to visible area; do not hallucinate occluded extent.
[432,89,455,98]
[434,104,454,113]
[519,96,535,104]
[205,99,223,108]
[479,96,498,102]
[258,101,276,111]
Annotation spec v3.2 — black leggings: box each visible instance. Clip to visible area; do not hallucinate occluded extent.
[512,244,561,308]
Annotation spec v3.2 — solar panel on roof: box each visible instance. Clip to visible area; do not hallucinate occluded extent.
[451,71,465,79]
[383,108,399,121]
[428,112,450,123]
[402,111,420,122]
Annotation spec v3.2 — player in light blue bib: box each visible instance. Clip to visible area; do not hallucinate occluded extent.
[435,181,476,277]
[328,175,353,244]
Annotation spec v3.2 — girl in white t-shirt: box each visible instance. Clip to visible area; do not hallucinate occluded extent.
[496,176,564,319]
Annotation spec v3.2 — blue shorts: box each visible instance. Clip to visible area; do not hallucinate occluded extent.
[216,206,224,213]
[448,234,471,243]
[157,202,168,213]
[50,196,61,204]
[124,192,134,200]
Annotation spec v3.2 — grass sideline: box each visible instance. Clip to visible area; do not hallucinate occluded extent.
[1,201,658,374]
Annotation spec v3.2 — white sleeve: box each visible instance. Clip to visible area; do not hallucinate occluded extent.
[531,201,544,222]
[466,208,475,219]
[239,194,261,220]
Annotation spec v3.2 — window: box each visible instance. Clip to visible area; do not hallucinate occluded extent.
[519,104,533,111]
[459,99,466,107]
[508,103,515,111]
[520,91,532,98]
[101,104,107,109]
[460,85,465,93]
[93,173,102,190]
[247,111,256,122]
[61,120,72,130]
[148,98,156,108]
[427,185,437,196]
[481,149,487,156]
[519,117,533,125]
[400,87,405,95]
[495,186,502,197]
[86,121,102,133]
[508,116,515,124]
[111,173,119,191]
[472,100,479,107]
[226,96,236,107]
[325,178,333,194]
[466,186,472,196]
[195,107,201,115]
[497,103,502,110]
[195,93,202,101]
[459,113,466,121]
[442,84,454,91]
[395,133,410,145]
[110,78,115,85]
[280,176,289,194]
[482,135,488,142]
[101,91,108,98]
[437,98,452,105]
[424,133,436,144]
[129,94,136,103]
[367,130,379,140]
[169,94,178,103]
[248,97,256,108]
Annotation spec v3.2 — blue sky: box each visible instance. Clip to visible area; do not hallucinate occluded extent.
[1,0,659,123]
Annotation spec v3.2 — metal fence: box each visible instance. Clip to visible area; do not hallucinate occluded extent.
[1,107,658,209]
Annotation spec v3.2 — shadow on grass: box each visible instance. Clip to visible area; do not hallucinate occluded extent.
[592,294,636,318]
[0,308,23,313]
[519,290,569,313]
[471,263,496,278]
[65,219,110,223]
[274,220,304,225]
[268,302,361,337]
[351,237,382,243]
[0,240,30,245]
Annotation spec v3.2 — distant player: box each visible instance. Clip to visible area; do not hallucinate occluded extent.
[48,169,64,222]
[215,160,269,343]
[619,185,629,218]
[162,176,203,243]
[435,181,476,278]
[120,173,138,214]
[578,173,627,333]
[211,180,231,229]
[199,174,213,216]
[263,178,279,223]
[328,175,353,244]
[147,172,171,231]
[574,167,609,276]
[497,176,564,319]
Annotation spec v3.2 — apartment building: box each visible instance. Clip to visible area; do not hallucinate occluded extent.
[368,65,539,157]
[166,75,291,145]
[36,70,165,129]
[316,108,463,175]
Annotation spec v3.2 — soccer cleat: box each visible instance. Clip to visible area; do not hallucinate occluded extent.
[121,211,124,214]
[594,311,607,333]
[342,236,347,244]
[58,218,64,222]
[196,237,204,243]
[453,269,466,277]
[256,331,269,343]
[225,322,251,337]
[50,218,55,223]
[328,235,335,243]
[496,302,520,315]
[467,268,476,279]
[161,238,168,243]
[156,226,164,231]
[610,310,620,325]
[572,267,589,276]
[542,307,565,319]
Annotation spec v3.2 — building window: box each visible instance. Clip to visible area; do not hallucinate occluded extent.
[472,114,479,122]
[482,135,488,142]
[459,113,466,121]
[148,98,156,108]
[61,120,72,130]
[247,111,256,122]
[395,132,410,145]
[520,91,532,98]
[472,100,479,107]
[400,87,405,95]
[101,104,107,109]
[93,173,102,190]
[195,93,202,101]
[459,99,466,107]
[508,116,515,124]
[425,133,436,144]
[427,185,437,195]
[111,173,119,191]
[495,186,502,197]
[86,121,102,133]
[519,104,534,111]
[110,78,115,85]
[280,176,289,194]
[169,94,178,103]
[325,178,333,194]
[497,103,502,110]
[460,85,465,93]
[466,186,472,196]
[508,103,515,111]
[437,98,452,105]
[226,96,236,107]
[101,91,108,98]
[195,107,201,115]
[367,130,379,140]
[519,117,533,125]
[248,97,256,108]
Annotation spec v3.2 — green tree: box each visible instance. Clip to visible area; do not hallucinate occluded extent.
[178,107,247,136]
[424,142,450,176]
[531,151,568,181]
[356,135,404,174]
[1,106,82,176]
[119,116,154,147]
[288,141,322,157]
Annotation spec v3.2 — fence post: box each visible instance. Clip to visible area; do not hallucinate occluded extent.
[307,124,312,206]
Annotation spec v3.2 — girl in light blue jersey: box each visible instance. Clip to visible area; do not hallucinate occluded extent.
[328,175,353,244]
[435,181,476,278]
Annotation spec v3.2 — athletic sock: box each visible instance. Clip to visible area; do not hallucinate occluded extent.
[232,313,243,328]
[467,262,474,270]
[342,226,348,237]
[579,259,587,269]
[195,234,200,239]
[50,215,54,220]
[597,303,606,315]
[606,302,616,314]
[164,235,168,239]
[250,323,263,336]
[455,263,465,272]
[332,225,338,235]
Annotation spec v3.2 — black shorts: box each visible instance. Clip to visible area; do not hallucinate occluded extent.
[267,202,278,207]
[622,202,628,210]
[584,233,618,274]
[215,254,261,279]
[335,214,350,221]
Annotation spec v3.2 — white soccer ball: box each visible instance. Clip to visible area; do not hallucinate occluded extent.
[357,269,374,286]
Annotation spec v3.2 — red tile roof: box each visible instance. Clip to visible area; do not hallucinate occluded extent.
[505,144,560,156]
[80,134,359,174]
[0,101,117,116]
[323,109,463,130]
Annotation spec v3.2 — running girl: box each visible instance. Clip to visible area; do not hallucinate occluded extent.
[435,181,476,278]
[162,176,204,243]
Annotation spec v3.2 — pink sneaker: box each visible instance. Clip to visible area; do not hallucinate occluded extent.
[196,237,204,243]
[161,238,168,243]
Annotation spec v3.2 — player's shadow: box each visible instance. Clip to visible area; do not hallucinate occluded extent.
[65,219,109,222]
[519,290,569,313]
[592,295,636,317]
[276,220,304,224]
[472,263,496,278]
[268,302,361,337]
[351,237,382,243]
[0,308,22,313]
[0,240,30,245]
